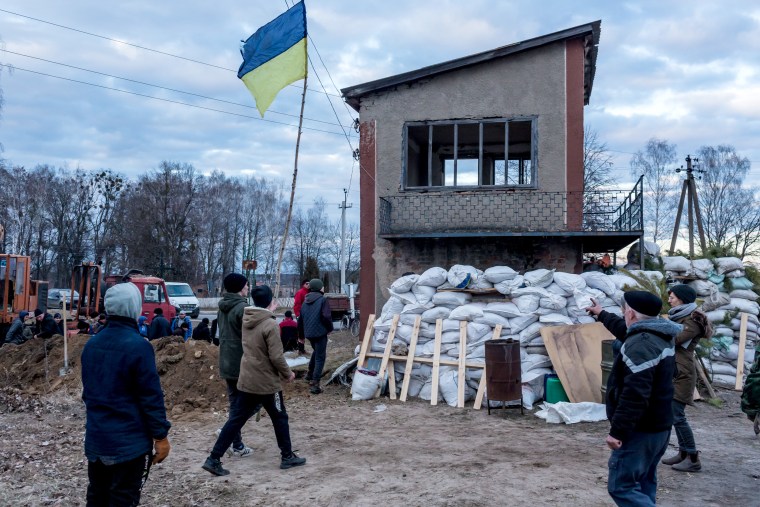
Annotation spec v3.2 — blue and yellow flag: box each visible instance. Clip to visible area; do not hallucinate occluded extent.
[238,1,307,117]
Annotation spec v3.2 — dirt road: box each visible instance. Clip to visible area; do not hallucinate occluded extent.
[0,331,758,506]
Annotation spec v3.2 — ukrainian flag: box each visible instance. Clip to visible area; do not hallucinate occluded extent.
[238,1,307,117]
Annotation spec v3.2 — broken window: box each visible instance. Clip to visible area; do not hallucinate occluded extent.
[404,118,536,189]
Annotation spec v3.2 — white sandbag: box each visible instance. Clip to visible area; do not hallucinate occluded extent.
[546,283,572,297]
[535,402,607,424]
[629,270,664,282]
[688,279,718,297]
[725,269,747,278]
[432,291,472,307]
[519,322,544,344]
[701,290,731,312]
[417,267,448,287]
[440,319,462,332]
[523,367,553,384]
[730,289,759,301]
[483,265,519,283]
[390,274,418,293]
[439,368,474,406]
[539,313,574,326]
[467,322,492,340]
[380,297,405,321]
[527,335,545,347]
[714,326,734,337]
[540,293,567,310]
[407,376,425,397]
[580,272,617,296]
[513,295,540,313]
[712,374,738,387]
[522,384,539,410]
[395,324,414,343]
[447,264,479,289]
[511,286,552,298]
[575,315,597,324]
[421,306,451,323]
[715,257,744,274]
[448,304,485,321]
[704,310,728,323]
[441,330,462,344]
[510,314,539,334]
[388,289,418,305]
[401,303,431,315]
[470,277,494,290]
[708,361,737,376]
[553,272,587,294]
[711,342,739,361]
[526,345,548,355]
[524,268,555,288]
[486,302,522,319]
[662,256,691,272]
[474,312,511,329]
[523,354,552,371]
[607,274,639,290]
[720,298,760,315]
[351,369,383,400]
[494,275,525,295]
[416,340,437,357]
[573,288,605,311]
[418,379,444,402]
[691,258,715,279]
[411,284,436,305]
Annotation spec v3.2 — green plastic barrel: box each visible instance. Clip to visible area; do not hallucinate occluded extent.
[544,374,570,403]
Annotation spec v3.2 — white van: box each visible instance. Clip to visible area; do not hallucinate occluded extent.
[165,282,200,318]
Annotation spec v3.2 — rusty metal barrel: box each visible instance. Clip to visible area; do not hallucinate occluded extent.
[601,339,615,399]
[485,338,522,402]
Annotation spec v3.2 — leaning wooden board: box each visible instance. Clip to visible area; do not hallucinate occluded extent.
[540,322,616,403]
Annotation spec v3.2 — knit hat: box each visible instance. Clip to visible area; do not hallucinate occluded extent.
[34,308,44,317]
[668,284,697,305]
[19,311,29,320]
[104,282,142,320]
[223,273,248,293]
[53,313,62,319]
[623,290,662,317]
[252,285,273,308]
[309,278,324,292]
[154,307,163,315]
[202,317,210,324]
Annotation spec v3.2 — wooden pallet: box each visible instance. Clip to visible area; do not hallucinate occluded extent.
[355,313,501,409]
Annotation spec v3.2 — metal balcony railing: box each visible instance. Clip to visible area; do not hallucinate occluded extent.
[378,176,644,236]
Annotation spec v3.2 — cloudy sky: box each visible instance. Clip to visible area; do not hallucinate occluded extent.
[1,1,759,223]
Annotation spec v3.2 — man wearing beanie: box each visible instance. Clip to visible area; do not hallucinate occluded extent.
[34,308,59,339]
[216,273,253,458]
[203,285,305,476]
[662,284,710,472]
[3,310,29,345]
[588,290,681,506]
[298,278,333,394]
[81,282,171,505]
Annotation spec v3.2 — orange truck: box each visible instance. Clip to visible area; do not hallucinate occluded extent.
[0,254,49,338]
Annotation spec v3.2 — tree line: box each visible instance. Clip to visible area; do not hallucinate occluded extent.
[0,160,359,295]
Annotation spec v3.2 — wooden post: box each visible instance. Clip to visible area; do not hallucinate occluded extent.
[735,313,749,391]
[430,319,443,406]
[399,316,421,402]
[457,321,467,408]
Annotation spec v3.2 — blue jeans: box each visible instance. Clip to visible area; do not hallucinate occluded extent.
[672,400,697,453]
[307,335,328,384]
[608,429,670,506]
[211,391,292,459]
[225,379,245,449]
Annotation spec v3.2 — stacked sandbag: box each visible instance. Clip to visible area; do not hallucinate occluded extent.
[370,264,651,409]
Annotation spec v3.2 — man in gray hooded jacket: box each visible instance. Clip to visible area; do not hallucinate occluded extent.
[216,273,253,457]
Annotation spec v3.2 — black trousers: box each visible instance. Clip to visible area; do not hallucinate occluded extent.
[211,390,292,460]
[86,453,149,507]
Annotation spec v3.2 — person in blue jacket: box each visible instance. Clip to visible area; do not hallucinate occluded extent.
[171,310,193,341]
[137,315,149,339]
[81,282,172,505]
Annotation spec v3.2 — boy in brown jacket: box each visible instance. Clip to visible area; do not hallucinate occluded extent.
[202,285,306,476]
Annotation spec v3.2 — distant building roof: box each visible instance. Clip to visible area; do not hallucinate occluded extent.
[342,20,601,111]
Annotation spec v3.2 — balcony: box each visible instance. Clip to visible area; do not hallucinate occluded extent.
[378,177,643,251]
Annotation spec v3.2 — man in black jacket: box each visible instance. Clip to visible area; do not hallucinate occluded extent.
[298,279,333,394]
[148,308,171,341]
[34,309,59,338]
[590,291,681,506]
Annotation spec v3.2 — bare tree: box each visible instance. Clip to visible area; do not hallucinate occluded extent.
[630,138,679,243]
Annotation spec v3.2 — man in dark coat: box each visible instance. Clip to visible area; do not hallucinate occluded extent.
[3,310,29,345]
[216,273,253,457]
[591,290,681,506]
[193,318,212,342]
[148,308,171,341]
[81,282,171,505]
[298,279,333,394]
[34,309,59,338]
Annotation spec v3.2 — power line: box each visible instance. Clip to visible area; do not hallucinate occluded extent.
[2,64,357,138]
[0,7,343,98]
[1,48,349,129]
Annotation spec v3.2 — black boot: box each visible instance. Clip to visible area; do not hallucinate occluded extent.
[661,450,687,466]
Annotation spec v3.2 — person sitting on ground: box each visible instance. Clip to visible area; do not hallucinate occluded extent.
[193,318,212,342]
[53,313,65,336]
[92,313,107,335]
[3,310,29,346]
[661,284,710,472]
[34,309,59,339]
[148,308,171,341]
[171,310,193,341]
[173,321,189,338]
[279,310,299,352]
[202,285,305,476]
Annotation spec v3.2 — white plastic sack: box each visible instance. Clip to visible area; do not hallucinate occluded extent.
[411,284,436,305]
[474,312,511,329]
[483,265,519,283]
[390,274,419,293]
[524,268,555,288]
[388,289,418,305]
[730,289,759,301]
[510,314,539,334]
[688,279,717,297]
[401,303,431,315]
[607,274,639,290]
[539,313,574,325]
[380,297,405,321]
[535,402,607,424]
[662,256,691,272]
[519,322,544,344]
[432,291,472,307]
[470,277,494,290]
[540,293,567,311]
[494,275,525,295]
[467,322,492,340]
[552,272,587,294]
[513,295,540,313]
[448,264,479,289]
[485,302,522,319]
[351,370,382,400]
[715,257,744,275]
[421,306,451,323]
[417,267,448,287]
[580,272,617,296]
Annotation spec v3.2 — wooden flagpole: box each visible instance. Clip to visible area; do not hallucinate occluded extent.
[273,73,308,298]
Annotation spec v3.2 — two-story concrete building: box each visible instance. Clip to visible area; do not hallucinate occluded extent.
[342,20,643,318]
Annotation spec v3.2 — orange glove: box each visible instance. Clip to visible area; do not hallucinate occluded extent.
[153,437,171,464]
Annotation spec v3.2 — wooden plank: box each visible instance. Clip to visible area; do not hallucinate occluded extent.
[735,312,749,391]
[388,360,397,400]
[541,322,615,403]
[457,321,467,408]
[363,352,485,369]
[430,319,443,406]
[695,355,717,399]
[474,324,502,410]
[399,316,421,402]
[374,315,399,399]
[355,313,376,370]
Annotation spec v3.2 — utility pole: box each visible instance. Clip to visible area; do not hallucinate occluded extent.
[338,188,353,293]
[668,155,707,257]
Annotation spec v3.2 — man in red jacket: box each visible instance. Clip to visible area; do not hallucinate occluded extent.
[293,280,309,317]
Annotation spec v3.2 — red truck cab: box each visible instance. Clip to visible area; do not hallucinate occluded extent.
[104,273,176,324]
